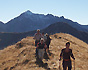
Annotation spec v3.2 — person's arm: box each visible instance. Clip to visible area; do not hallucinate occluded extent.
[49,36,52,40]
[44,44,47,48]
[59,49,63,61]
[39,33,43,38]
[48,36,52,41]
[36,43,39,48]
[70,49,75,60]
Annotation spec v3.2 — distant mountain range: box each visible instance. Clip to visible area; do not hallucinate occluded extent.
[0,10,88,49]
[0,10,88,32]
[42,22,88,43]
[0,22,88,49]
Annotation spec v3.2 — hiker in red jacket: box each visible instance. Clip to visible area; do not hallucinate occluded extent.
[59,42,75,70]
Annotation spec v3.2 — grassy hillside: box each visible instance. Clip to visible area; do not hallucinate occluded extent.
[0,33,88,70]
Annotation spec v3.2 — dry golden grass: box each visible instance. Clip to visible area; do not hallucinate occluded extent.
[0,33,88,70]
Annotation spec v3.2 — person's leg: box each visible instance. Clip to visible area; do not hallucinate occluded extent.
[68,61,72,70]
[63,65,67,70]
[41,49,43,60]
[68,67,72,70]
[45,48,46,53]
[47,44,49,52]
[40,49,42,59]
[63,61,67,70]
[36,48,38,55]
[35,41,39,55]
[41,49,45,60]
[38,49,41,59]
[39,49,43,60]
[35,40,37,46]
[35,41,37,55]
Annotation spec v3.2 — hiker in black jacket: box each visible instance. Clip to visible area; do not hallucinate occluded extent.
[45,33,52,52]
[37,38,47,60]
[59,42,75,70]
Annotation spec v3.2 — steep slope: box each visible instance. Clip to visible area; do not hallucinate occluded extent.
[0,33,88,70]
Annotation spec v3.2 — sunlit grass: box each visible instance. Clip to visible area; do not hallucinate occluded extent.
[0,33,88,70]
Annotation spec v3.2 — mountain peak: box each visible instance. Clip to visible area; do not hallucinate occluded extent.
[24,10,33,15]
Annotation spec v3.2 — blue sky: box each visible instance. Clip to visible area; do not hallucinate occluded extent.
[0,0,88,25]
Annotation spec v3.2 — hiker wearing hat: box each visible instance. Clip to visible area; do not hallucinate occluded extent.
[42,32,47,42]
[37,38,47,60]
[45,33,52,52]
[33,29,43,55]
[59,42,75,70]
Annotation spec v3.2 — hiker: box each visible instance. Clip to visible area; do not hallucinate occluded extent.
[33,29,43,55]
[59,42,75,70]
[45,33,52,52]
[37,38,47,61]
[42,32,47,42]
[42,32,47,53]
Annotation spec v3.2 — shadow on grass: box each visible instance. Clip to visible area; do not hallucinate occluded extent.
[35,53,50,70]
